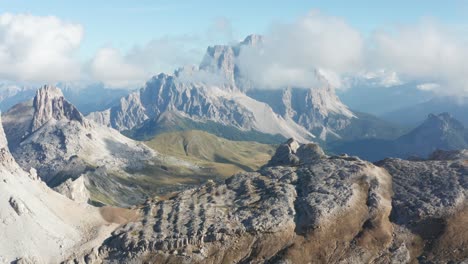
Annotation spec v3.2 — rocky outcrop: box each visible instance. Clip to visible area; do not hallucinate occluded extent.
[376,154,468,263]
[53,176,90,204]
[266,138,325,166]
[81,141,393,263]
[31,85,89,132]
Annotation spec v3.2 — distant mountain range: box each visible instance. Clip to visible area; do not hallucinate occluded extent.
[330,112,468,161]
[381,96,468,127]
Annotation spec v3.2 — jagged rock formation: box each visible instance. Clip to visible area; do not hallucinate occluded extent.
[88,72,314,142]
[1,86,200,206]
[68,139,467,263]
[0,114,115,263]
[31,85,88,131]
[53,176,90,204]
[89,35,396,143]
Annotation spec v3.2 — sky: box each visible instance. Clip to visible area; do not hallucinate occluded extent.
[1,0,468,94]
[3,0,467,57]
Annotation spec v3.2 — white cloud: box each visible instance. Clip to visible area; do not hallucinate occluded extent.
[370,20,468,95]
[0,13,83,83]
[237,11,364,89]
[87,35,203,88]
[88,47,149,88]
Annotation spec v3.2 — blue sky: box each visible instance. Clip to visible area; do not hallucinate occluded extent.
[2,0,467,58]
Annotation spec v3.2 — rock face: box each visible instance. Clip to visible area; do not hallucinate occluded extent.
[53,176,90,204]
[248,84,356,141]
[2,86,179,206]
[71,141,468,264]
[31,85,88,131]
[0,114,113,263]
[89,73,315,142]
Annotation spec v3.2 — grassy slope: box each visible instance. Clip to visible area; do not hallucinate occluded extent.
[145,130,277,178]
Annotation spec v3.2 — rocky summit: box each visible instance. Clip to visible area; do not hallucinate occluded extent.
[67,139,467,264]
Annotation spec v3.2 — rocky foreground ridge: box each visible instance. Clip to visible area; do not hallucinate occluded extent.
[70,139,467,264]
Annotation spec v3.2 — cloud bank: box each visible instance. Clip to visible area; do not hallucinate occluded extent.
[236,12,468,95]
[238,11,363,89]
[369,21,468,95]
[0,13,83,83]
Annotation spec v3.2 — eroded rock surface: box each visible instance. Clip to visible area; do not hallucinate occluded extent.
[78,140,398,263]
[377,155,468,263]
[67,140,468,264]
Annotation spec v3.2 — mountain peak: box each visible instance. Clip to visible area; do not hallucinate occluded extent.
[31,85,87,132]
[423,112,463,130]
[241,34,263,46]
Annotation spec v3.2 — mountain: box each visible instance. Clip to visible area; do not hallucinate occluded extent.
[88,72,315,143]
[69,140,468,263]
[145,130,276,177]
[89,35,401,143]
[1,85,210,206]
[0,113,120,263]
[330,113,468,161]
[381,96,468,127]
[247,87,404,141]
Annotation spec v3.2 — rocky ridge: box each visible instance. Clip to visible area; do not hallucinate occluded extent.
[71,140,467,263]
